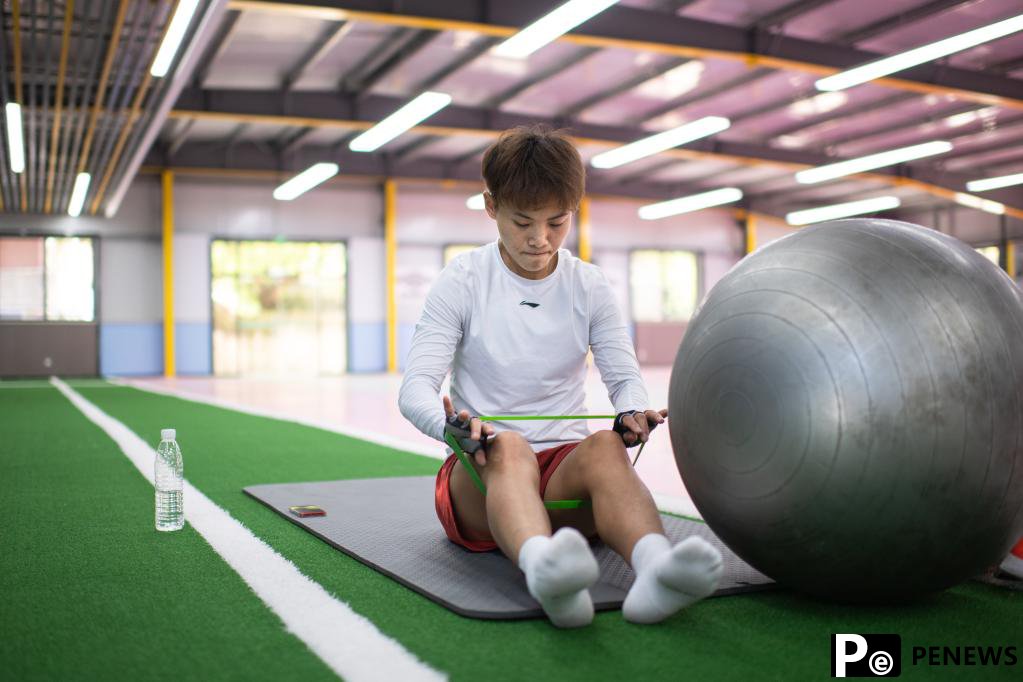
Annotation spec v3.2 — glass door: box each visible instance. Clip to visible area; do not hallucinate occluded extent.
[211,240,347,376]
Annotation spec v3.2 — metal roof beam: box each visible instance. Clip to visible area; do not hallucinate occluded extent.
[449,141,492,166]
[171,86,1023,211]
[192,9,241,88]
[615,158,683,186]
[754,0,833,31]
[936,120,1023,162]
[282,21,351,91]
[822,102,985,149]
[481,47,600,109]
[103,0,232,217]
[279,125,317,154]
[558,57,688,118]
[392,135,437,161]
[167,118,196,157]
[838,0,967,45]
[342,28,437,95]
[655,0,701,12]
[633,68,774,126]
[226,0,1023,108]
[760,93,917,143]
[993,55,1023,74]
[149,138,723,204]
[413,35,500,92]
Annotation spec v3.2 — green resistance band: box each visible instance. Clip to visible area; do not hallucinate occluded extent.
[444,414,649,511]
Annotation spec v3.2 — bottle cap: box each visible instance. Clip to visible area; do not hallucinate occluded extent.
[161,428,176,440]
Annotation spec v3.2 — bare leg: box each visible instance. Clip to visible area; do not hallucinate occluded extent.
[447,431,599,628]
[449,429,663,562]
[544,429,664,560]
[544,430,722,623]
[448,431,550,562]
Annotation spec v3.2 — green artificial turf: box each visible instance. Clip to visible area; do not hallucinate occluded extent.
[72,382,1021,681]
[0,387,338,682]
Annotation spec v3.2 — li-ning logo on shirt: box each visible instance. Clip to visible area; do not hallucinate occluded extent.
[519,300,540,308]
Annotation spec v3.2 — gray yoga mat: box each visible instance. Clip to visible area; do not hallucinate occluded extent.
[243,476,774,619]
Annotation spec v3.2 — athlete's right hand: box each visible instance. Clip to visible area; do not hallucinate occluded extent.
[443,396,493,466]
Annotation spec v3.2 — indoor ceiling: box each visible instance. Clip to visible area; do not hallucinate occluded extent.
[2,0,1022,233]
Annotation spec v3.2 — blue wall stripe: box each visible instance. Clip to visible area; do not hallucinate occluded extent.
[100,320,627,377]
[175,322,211,375]
[99,321,412,376]
[349,322,386,372]
[100,323,162,376]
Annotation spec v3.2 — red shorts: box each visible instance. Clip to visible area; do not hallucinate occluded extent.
[434,442,580,552]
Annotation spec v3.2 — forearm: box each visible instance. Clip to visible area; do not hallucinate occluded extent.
[398,374,447,443]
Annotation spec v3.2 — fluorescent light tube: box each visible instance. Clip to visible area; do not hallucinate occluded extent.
[68,173,92,217]
[349,92,452,152]
[5,102,25,174]
[273,163,339,201]
[466,193,486,210]
[638,188,743,220]
[591,116,731,169]
[795,141,952,184]
[786,196,901,225]
[151,0,200,78]
[967,172,1023,192]
[492,0,620,59]
[954,192,1005,215]
[816,13,1023,91]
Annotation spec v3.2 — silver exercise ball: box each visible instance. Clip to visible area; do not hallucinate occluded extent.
[668,218,1023,601]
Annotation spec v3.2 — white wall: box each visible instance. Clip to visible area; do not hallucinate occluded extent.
[588,197,741,254]
[99,238,162,323]
[396,184,493,246]
[6,174,842,374]
[173,177,382,238]
[173,233,211,323]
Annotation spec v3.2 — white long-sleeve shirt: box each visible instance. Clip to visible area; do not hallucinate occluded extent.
[398,241,649,451]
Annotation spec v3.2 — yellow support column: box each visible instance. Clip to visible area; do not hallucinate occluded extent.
[578,196,591,263]
[1008,241,1017,280]
[162,170,176,378]
[385,179,397,373]
[744,212,758,255]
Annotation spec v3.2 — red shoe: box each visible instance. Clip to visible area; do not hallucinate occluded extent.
[1000,538,1023,579]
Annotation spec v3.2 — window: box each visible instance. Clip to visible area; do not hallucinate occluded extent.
[976,246,1000,266]
[629,250,699,322]
[0,236,94,321]
[211,240,347,376]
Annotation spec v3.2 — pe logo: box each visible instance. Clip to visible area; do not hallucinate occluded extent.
[832,634,902,677]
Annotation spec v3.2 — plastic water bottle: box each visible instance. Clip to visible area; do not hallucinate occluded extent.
[155,428,184,531]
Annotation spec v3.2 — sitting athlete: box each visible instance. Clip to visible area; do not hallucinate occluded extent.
[398,124,722,628]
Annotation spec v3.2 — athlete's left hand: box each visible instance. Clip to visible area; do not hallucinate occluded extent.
[614,408,668,448]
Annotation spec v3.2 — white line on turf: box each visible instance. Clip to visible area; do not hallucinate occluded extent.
[51,377,447,682]
[109,378,703,520]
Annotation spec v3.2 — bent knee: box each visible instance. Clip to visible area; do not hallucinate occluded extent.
[486,432,538,473]
[589,429,628,452]
[489,430,530,452]
[579,430,631,467]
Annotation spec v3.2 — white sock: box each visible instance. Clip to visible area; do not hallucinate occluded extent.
[622,533,723,624]
[1001,550,1023,579]
[518,527,599,628]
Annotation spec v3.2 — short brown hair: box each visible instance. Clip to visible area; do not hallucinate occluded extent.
[482,124,585,212]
